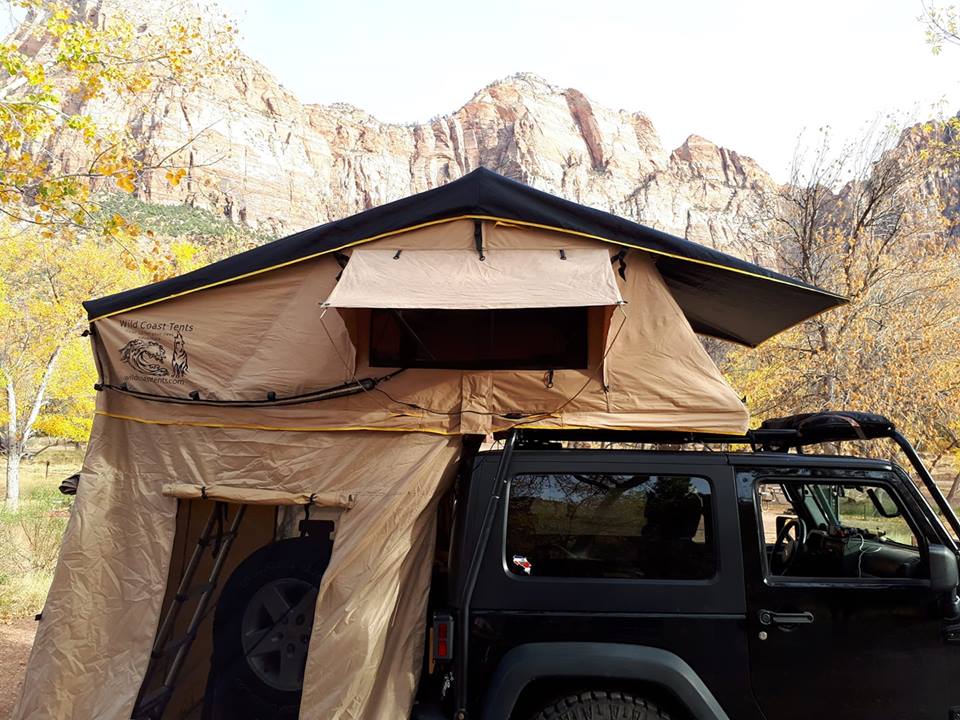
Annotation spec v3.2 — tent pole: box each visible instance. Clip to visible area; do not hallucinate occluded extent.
[455,428,518,718]
[891,431,960,549]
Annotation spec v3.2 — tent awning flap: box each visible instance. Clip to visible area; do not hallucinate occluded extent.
[322,247,624,309]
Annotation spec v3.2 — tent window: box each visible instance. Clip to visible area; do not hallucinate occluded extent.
[369,307,589,370]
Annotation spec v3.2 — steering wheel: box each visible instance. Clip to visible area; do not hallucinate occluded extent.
[771,517,807,575]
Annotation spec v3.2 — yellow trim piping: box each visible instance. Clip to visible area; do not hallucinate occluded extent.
[94,410,457,435]
[95,410,745,438]
[88,214,847,322]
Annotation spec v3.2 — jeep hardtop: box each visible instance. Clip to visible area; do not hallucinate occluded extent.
[412,411,960,720]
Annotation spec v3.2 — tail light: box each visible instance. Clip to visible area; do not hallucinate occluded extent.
[432,611,454,661]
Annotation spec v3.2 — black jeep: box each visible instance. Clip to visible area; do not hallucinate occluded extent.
[414,411,960,720]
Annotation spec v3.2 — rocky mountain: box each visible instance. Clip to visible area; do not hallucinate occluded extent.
[14,0,955,262]
[127,67,776,259]
[7,0,781,257]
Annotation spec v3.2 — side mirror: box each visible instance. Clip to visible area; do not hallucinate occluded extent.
[929,544,960,593]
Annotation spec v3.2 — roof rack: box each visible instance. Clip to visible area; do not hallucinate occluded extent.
[505,411,897,451]
[508,427,799,451]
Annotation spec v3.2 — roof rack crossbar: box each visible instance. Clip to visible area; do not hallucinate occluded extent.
[502,427,802,449]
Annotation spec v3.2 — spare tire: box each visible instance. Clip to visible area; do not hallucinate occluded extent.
[202,535,333,720]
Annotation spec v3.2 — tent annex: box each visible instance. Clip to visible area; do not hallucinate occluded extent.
[13,168,845,720]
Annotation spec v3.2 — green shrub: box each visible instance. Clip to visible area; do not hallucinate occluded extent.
[0,570,54,620]
[0,484,73,619]
[94,193,269,243]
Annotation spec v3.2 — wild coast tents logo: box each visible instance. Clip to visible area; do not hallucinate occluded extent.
[117,321,193,384]
[119,339,172,376]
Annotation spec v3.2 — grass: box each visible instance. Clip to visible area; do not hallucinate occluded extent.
[0,448,84,620]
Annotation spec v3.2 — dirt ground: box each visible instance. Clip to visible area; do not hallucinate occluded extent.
[0,619,35,719]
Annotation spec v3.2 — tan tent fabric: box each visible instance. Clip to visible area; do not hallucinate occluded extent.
[323,247,623,309]
[13,412,180,720]
[14,415,460,720]
[88,227,748,436]
[91,255,354,399]
[160,483,356,508]
[15,219,752,720]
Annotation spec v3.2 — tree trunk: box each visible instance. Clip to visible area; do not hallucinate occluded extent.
[5,446,20,510]
[5,374,19,510]
[2,344,64,511]
[947,471,960,504]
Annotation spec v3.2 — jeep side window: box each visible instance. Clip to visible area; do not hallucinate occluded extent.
[757,480,927,580]
[506,473,715,580]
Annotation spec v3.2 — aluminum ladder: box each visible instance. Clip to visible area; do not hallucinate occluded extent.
[131,501,246,720]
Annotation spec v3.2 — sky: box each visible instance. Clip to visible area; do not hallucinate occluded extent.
[210,0,959,181]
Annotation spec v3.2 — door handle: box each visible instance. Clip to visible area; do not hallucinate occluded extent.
[759,609,814,626]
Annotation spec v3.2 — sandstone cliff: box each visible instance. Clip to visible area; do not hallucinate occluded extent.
[12,0,956,261]
[132,68,777,256]
[8,0,779,253]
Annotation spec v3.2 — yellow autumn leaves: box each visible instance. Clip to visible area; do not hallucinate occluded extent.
[165,168,187,187]
[0,0,236,249]
[723,130,960,485]
[0,0,237,505]
[0,228,206,452]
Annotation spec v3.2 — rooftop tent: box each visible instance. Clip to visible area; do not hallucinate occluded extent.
[15,170,845,720]
[80,215,757,435]
[83,167,845,346]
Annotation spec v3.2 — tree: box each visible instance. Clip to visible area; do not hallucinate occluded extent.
[1,233,122,508]
[0,0,233,508]
[922,1,960,54]
[0,0,237,235]
[724,127,960,480]
[918,2,960,166]
[0,230,203,508]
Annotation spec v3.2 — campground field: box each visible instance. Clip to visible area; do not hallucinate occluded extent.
[0,620,33,719]
[1,449,83,620]
[1,450,82,718]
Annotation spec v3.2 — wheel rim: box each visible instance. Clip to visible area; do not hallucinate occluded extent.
[240,577,318,692]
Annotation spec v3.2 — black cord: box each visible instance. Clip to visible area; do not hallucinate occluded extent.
[98,369,406,407]
[101,310,625,422]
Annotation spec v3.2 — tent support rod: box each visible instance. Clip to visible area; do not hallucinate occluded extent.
[455,429,517,717]
[474,220,485,261]
[891,431,960,549]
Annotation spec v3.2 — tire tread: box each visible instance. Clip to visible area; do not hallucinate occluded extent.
[531,690,673,720]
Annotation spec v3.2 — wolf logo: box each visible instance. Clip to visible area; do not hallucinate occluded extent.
[119,339,169,376]
[171,330,189,378]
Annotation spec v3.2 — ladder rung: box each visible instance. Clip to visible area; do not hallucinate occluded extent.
[134,503,246,720]
[211,530,239,546]
[198,529,238,548]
